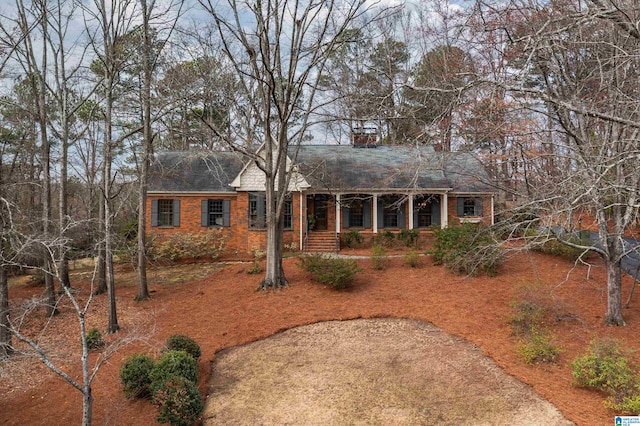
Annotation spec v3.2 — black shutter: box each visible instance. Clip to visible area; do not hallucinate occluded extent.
[475,197,483,216]
[364,199,372,229]
[376,198,383,229]
[342,205,350,229]
[151,200,159,227]
[457,197,465,216]
[257,193,266,228]
[172,199,180,227]
[201,200,209,226]
[398,202,406,229]
[223,200,231,227]
[413,198,419,228]
[431,199,441,227]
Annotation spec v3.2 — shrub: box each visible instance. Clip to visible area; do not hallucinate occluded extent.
[86,328,105,350]
[430,223,503,276]
[398,229,420,247]
[165,335,201,361]
[375,230,395,247]
[148,229,226,262]
[371,244,387,270]
[298,254,362,289]
[247,247,265,274]
[571,339,638,406]
[149,350,198,395]
[341,230,363,248]
[153,375,203,426]
[120,354,155,399]
[516,327,560,364]
[609,394,640,414]
[510,300,547,337]
[525,228,590,261]
[404,250,420,268]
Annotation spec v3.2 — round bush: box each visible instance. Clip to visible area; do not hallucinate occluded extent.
[86,328,105,350]
[149,350,198,395]
[153,375,203,426]
[120,354,155,399]
[165,335,201,361]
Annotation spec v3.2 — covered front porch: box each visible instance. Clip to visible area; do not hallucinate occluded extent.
[299,192,451,252]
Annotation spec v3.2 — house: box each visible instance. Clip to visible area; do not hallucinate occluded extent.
[146,134,495,253]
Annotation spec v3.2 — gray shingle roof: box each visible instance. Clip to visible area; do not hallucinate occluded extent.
[149,146,494,194]
[149,151,245,192]
[292,145,449,190]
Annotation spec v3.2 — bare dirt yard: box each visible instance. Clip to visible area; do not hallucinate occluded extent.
[1,248,640,426]
[206,318,572,425]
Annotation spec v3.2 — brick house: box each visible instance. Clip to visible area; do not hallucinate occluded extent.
[147,136,495,253]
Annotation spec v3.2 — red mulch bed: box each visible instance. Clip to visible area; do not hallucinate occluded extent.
[1,249,638,426]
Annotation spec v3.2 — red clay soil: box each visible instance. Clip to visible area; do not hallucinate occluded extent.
[1,249,639,426]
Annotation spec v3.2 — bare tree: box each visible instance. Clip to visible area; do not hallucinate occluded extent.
[473,0,640,325]
[82,0,141,331]
[9,0,58,316]
[198,0,378,289]
[135,0,183,302]
[0,196,151,425]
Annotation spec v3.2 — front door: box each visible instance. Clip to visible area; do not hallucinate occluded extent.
[313,195,328,230]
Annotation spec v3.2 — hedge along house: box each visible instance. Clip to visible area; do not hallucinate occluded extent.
[147,135,495,254]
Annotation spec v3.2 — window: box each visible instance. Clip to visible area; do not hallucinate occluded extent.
[201,199,230,227]
[284,197,292,230]
[249,192,292,230]
[249,193,266,229]
[158,200,173,226]
[463,199,476,216]
[457,197,483,217]
[416,200,432,227]
[151,199,180,227]
[383,205,399,228]
[379,195,405,229]
[209,200,224,226]
[349,200,364,228]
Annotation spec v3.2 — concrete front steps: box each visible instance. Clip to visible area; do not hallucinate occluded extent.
[304,231,338,253]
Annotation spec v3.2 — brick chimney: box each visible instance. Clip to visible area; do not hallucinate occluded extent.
[352,126,377,148]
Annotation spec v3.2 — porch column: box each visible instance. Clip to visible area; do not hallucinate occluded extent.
[299,192,305,249]
[441,193,448,228]
[408,194,414,229]
[373,194,378,233]
[335,193,341,233]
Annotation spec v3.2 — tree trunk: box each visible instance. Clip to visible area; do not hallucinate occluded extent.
[136,0,152,302]
[103,70,118,333]
[259,216,287,290]
[605,257,625,326]
[94,194,106,295]
[0,247,11,359]
[58,131,70,289]
[82,385,93,426]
